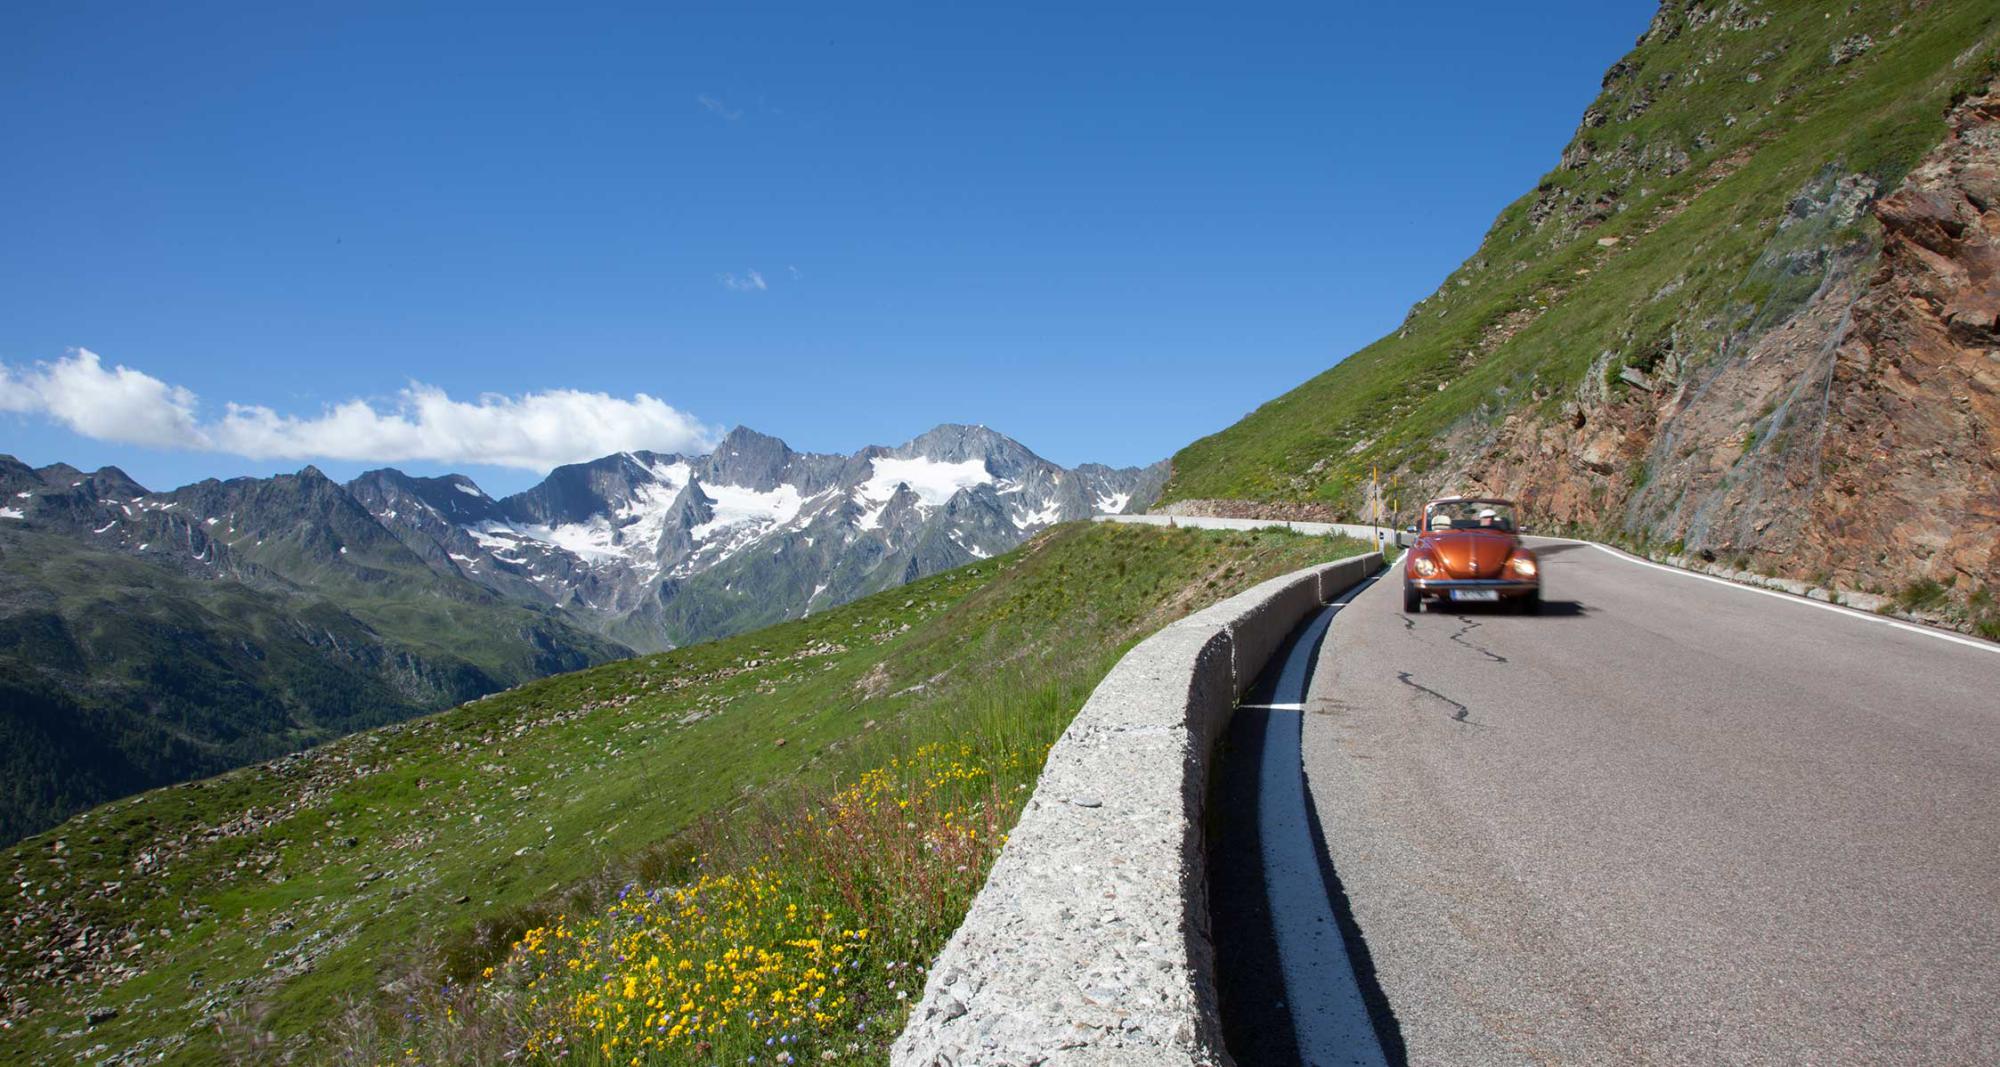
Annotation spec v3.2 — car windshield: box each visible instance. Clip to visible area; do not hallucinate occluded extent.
[1426,499,1518,533]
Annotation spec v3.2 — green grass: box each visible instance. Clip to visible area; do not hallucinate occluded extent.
[0,523,1368,1064]
[1896,577,1953,613]
[1971,587,2000,642]
[1161,1,2000,516]
[1888,579,2000,640]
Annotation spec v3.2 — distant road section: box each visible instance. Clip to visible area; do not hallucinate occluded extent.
[1301,538,2000,1064]
[1094,513,1396,548]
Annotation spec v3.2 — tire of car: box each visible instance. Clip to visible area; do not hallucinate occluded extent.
[1403,583,1421,613]
[1519,589,1542,615]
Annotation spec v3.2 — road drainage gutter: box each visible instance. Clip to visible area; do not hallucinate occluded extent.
[892,551,1383,1066]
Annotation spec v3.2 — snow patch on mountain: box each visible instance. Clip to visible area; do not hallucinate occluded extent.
[691,483,808,540]
[472,519,623,563]
[1012,501,1064,530]
[611,463,692,567]
[856,456,994,508]
[642,459,692,490]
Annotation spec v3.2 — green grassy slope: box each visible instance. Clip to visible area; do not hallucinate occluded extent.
[1162,0,2000,510]
[0,523,629,846]
[0,522,1366,1064]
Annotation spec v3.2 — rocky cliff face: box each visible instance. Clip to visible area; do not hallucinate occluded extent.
[1457,86,1998,623]
[1805,90,1999,591]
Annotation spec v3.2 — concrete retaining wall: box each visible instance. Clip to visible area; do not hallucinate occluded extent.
[892,551,1382,1066]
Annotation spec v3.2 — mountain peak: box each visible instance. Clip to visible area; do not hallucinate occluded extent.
[707,426,795,490]
[347,467,501,524]
[715,425,787,452]
[901,423,1044,475]
[0,455,33,480]
[353,466,415,486]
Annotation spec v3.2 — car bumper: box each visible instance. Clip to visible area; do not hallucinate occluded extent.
[1408,577,1539,599]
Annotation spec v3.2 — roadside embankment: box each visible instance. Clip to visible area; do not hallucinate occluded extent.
[892,551,1382,1066]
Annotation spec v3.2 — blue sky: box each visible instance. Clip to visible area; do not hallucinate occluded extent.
[2,1,1656,495]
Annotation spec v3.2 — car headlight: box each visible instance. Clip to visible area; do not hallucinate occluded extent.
[1412,556,1439,577]
[1510,556,1538,577]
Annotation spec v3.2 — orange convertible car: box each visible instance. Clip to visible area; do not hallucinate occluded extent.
[1402,496,1541,613]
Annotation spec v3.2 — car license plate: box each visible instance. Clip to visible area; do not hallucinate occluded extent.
[1450,589,1500,602]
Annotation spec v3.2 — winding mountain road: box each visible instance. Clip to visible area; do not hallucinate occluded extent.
[1292,538,2000,1064]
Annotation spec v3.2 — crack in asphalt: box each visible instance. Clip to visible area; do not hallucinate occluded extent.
[1396,671,1480,726]
[1447,617,1508,664]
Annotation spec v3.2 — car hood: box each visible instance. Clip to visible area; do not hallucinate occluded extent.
[1421,530,1517,579]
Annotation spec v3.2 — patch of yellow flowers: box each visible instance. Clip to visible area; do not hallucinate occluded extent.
[504,872,868,1063]
[477,740,1048,1064]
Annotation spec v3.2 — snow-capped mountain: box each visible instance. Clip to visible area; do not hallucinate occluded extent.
[356,424,1166,649]
[0,425,1158,838]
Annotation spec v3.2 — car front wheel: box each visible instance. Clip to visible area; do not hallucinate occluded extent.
[1403,583,1421,613]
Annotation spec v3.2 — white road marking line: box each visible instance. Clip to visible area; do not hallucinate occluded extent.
[1541,538,2000,657]
[1238,703,1305,712]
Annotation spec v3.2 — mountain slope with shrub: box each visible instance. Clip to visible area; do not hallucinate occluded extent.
[0,522,1366,1065]
[1163,0,2000,632]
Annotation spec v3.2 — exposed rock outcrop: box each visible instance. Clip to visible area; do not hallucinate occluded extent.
[1801,88,2000,593]
[1455,86,2000,616]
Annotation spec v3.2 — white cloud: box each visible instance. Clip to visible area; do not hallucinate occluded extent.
[718,269,767,292]
[0,366,28,413]
[697,93,742,120]
[0,349,719,471]
[0,349,203,448]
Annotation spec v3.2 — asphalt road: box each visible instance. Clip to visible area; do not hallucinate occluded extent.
[1298,539,2000,1065]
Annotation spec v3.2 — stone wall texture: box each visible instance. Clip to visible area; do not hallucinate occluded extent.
[892,551,1383,1066]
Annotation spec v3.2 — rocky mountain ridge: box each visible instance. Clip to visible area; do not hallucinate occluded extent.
[352,423,1165,649]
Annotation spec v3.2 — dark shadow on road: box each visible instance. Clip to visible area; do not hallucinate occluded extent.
[1211,599,1407,1066]
[1211,705,1306,1066]
[1302,781,1410,1067]
[1416,598,1588,617]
